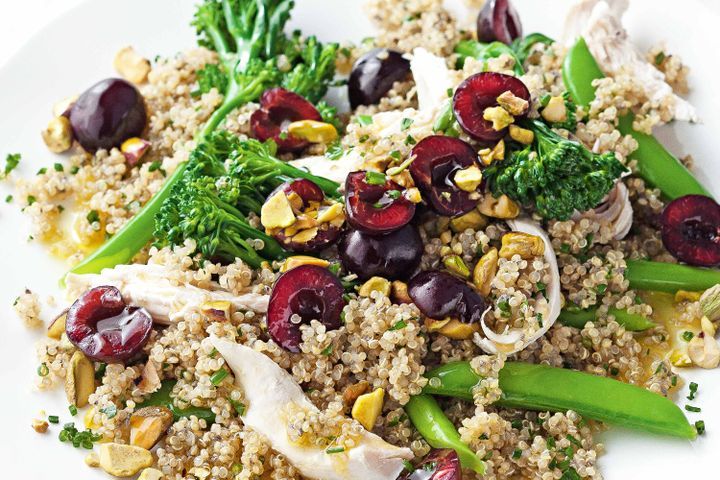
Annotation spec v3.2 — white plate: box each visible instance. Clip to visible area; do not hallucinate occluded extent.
[0,0,718,478]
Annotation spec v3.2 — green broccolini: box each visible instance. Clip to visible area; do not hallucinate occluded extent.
[68,0,339,277]
[484,119,627,220]
[153,132,340,267]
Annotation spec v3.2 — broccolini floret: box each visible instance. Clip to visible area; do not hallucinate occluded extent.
[484,120,627,220]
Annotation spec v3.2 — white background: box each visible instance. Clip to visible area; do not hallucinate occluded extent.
[1,0,720,479]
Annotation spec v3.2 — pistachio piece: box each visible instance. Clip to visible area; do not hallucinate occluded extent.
[688,333,720,369]
[261,191,296,229]
[47,310,68,340]
[98,443,153,477]
[42,116,73,153]
[291,227,319,243]
[53,94,78,117]
[450,209,487,233]
[281,256,331,272]
[316,203,345,223]
[670,349,692,367]
[138,361,161,395]
[425,318,451,332]
[443,255,470,278]
[121,138,151,167]
[453,165,483,192]
[403,187,423,204]
[342,381,370,407]
[496,90,529,116]
[351,388,385,431]
[500,232,545,259]
[138,468,165,480]
[65,351,96,408]
[201,300,233,322]
[85,452,100,468]
[541,96,567,123]
[473,247,499,296]
[114,46,152,84]
[391,280,412,304]
[287,120,339,143]
[477,194,520,219]
[700,284,720,321]
[129,406,174,450]
[31,419,49,433]
[483,106,514,131]
[508,125,534,145]
[359,276,392,298]
[435,318,479,340]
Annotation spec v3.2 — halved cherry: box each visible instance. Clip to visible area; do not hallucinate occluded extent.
[267,265,346,352]
[409,135,481,217]
[401,449,461,480]
[344,171,415,234]
[250,88,322,153]
[477,0,523,45]
[265,178,344,253]
[660,194,720,267]
[338,225,423,281]
[65,286,153,363]
[408,270,487,325]
[453,72,530,142]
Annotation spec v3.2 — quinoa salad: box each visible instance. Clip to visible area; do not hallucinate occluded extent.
[7,0,720,479]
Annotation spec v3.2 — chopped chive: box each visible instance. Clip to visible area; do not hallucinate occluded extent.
[546,437,556,449]
[3,153,21,176]
[321,345,333,356]
[402,459,414,472]
[389,320,407,331]
[100,404,117,419]
[566,434,582,447]
[36,167,47,175]
[231,400,246,416]
[27,195,37,205]
[326,446,345,454]
[596,284,607,295]
[53,163,64,172]
[671,375,678,387]
[687,382,698,400]
[404,134,416,146]
[386,189,401,199]
[210,368,229,385]
[86,210,100,224]
[681,331,694,342]
[69,165,80,174]
[512,448,522,459]
[68,405,78,416]
[356,115,373,126]
[326,140,344,160]
[400,118,414,131]
[654,51,666,65]
[48,415,59,424]
[5,194,12,203]
[389,150,402,160]
[685,405,701,413]
[695,420,706,435]
[446,87,453,97]
[365,171,386,185]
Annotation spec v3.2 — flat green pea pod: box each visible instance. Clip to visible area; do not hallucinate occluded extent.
[558,306,656,331]
[138,380,216,424]
[562,37,710,199]
[405,394,486,474]
[626,259,720,293]
[423,362,696,439]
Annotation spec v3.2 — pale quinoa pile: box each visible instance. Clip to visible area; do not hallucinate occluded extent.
[13,1,712,480]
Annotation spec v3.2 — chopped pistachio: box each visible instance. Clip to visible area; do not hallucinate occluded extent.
[443,255,470,278]
[342,381,370,407]
[200,300,233,322]
[433,318,479,340]
[138,468,165,480]
[42,116,73,153]
[98,443,154,477]
[260,191,296,229]
[47,310,67,340]
[121,138,152,167]
[130,406,174,450]
[477,194,520,219]
[453,165,483,192]
[508,125,534,145]
[473,248,499,296]
[700,284,720,321]
[65,351,96,408]
[450,209,487,232]
[351,388,385,431]
[359,276,392,298]
[483,106,514,131]
[500,232,545,259]
[496,90,529,116]
[391,280,412,304]
[281,256,330,272]
[291,227,319,243]
[31,419,49,433]
[113,46,151,84]
[541,96,567,123]
[317,203,345,223]
[287,120,339,143]
[403,187,422,204]
[85,452,100,468]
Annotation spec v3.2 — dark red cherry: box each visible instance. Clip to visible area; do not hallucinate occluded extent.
[400,449,461,480]
[660,194,720,266]
[348,49,411,109]
[477,0,523,45]
[250,88,321,153]
[344,171,415,234]
[267,265,346,352]
[69,78,147,152]
[65,286,153,362]
[408,270,486,324]
[453,72,530,142]
[409,136,480,217]
[338,225,423,281]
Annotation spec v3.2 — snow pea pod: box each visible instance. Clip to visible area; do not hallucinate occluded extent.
[558,306,656,331]
[562,37,710,199]
[423,362,696,439]
[405,394,486,474]
[626,259,720,293]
